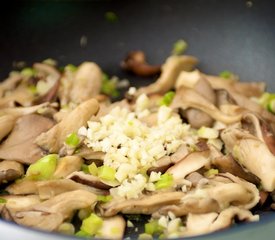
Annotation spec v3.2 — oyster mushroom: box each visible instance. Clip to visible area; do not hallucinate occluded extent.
[136,55,198,96]
[67,171,113,190]
[6,179,38,195]
[35,98,99,154]
[171,87,242,125]
[100,191,185,217]
[70,62,103,104]
[0,160,24,185]
[0,114,54,164]
[0,115,18,142]
[221,126,275,191]
[53,156,83,179]
[36,179,107,200]
[0,74,22,98]
[183,206,259,237]
[121,51,161,77]
[167,150,211,181]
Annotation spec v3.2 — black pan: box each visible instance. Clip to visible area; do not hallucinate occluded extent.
[0,0,275,239]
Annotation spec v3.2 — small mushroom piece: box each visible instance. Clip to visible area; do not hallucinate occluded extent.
[36,179,107,200]
[100,191,185,217]
[136,55,198,96]
[212,154,260,185]
[221,126,275,191]
[121,51,161,77]
[0,114,54,164]
[0,74,22,98]
[53,156,83,178]
[171,87,242,124]
[70,62,103,104]
[184,207,259,237]
[67,171,113,190]
[6,179,38,195]
[0,195,40,212]
[0,160,24,185]
[35,98,99,154]
[0,115,18,142]
[74,145,105,162]
[96,216,126,240]
[167,150,211,181]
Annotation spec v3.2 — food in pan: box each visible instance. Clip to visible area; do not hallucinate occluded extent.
[0,53,274,239]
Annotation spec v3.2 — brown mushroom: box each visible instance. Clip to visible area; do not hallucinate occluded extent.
[100,191,185,217]
[136,55,198,96]
[35,98,99,154]
[0,160,24,185]
[121,51,161,77]
[221,126,275,191]
[0,115,18,142]
[53,156,83,178]
[0,114,54,164]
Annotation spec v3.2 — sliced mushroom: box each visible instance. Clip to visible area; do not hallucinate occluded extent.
[171,86,242,124]
[35,98,99,154]
[67,171,112,190]
[36,179,107,200]
[69,62,102,104]
[136,55,198,96]
[221,126,275,191]
[121,51,161,77]
[53,156,83,178]
[74,145,105,162]
[0,160,24,184]
[100,191,185,217]
[0,74,22,98]
[6,179,38,195]
[96,215,126,240]
[183,206,259,237]
[0,114,54,164]
[0,115,18,142]
[167,150,211,181]
[212,154,260,185]
[0,195,40,212]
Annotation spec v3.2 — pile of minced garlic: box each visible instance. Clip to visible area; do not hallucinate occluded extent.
[79,94,198,199]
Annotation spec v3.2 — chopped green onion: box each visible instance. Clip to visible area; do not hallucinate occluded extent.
[0,198,7,204]
[101,73,120,97]
[197,126,219,139]
[145,220,163,235]
[138,233,153,240]
[154,173,173,190]
[97,195,112,203]
[21,67,37,78]
[65,133,80,147]
[78,208,92,220]
[98,166,116,181]
[172,39,188,55]
[204,168,219,178]
[27,85,38,94]
[219,70,234,79]
[75,230,90,237]
[26,154,58,181]
[42,58,57,66]
[105,11,118,23]
[81,164,90,174]
[80,213,103,236]
[159,91,175,106]
[57,222,75,235]
[258,92,275,113]
[65,64,78,72]
[88,162,98,176]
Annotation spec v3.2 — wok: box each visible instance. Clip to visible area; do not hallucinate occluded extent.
[0,0,275,239]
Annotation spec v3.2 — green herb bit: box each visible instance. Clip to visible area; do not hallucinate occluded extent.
[204,168,219,178]
[81,164,90,174]
[98,166,116,181]
[145,220,164,235]
[26,154,58,181]
[172,39,188,55]
[105,11,118,23]
[27,85,38,94]
[258,92,275,113]
[88,162,98,176]
[21,67,37,78]
[159,91,175,106]
[155,173,173,190]
[80,213,103,236]
[0,198,7,204]
[97,195,112,203]
[65,133,80,148]
[101,73,120,97]
[65,64,78,72]
[75,230,90,237]
[219,70,234,79]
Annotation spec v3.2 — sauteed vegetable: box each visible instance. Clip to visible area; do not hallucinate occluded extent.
[0,53,275,239]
